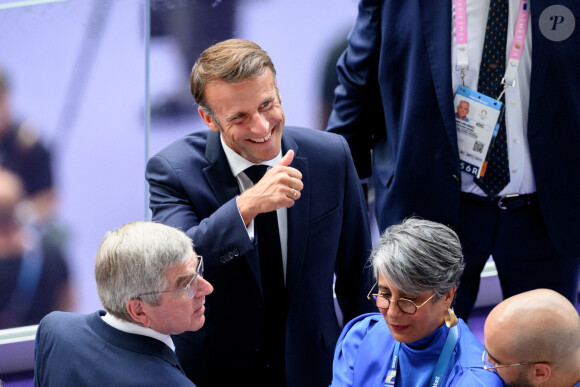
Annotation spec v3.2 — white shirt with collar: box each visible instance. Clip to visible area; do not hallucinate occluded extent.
[220,135,288,284]
[101,311,175,351]
[452,0,535,197]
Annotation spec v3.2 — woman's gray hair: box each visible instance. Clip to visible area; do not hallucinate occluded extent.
[370,217,465,301]
[94,221,194,322]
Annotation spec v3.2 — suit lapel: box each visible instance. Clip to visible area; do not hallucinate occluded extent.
[203,131,240,205]
[418,0,459,154]
[202,131,262,286]
[283,134,310,304]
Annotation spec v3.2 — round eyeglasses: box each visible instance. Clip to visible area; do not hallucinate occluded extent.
[367,282,436,315]
[133,256,204,300]
[482,349,548,372]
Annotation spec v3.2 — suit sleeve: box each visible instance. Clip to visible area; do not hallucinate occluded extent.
[326,0,385,179]
[334,135,375,321]
[146,154,254,278]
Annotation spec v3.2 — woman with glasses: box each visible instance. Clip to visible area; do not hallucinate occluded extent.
[330,218,503,386]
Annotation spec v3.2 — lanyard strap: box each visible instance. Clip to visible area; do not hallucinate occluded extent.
[384,326,459,387]
[383,341,400,386]
[429,325,459,387]
[454,0,530,92]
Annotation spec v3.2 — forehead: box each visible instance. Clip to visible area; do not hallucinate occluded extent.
[377,273,399,292]
[205,69,276,114]
[164,254,197,280]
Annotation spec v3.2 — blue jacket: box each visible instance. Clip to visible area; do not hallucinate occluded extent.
[146,127,374,386]
[34,311,193,387]
[331,313,504,386]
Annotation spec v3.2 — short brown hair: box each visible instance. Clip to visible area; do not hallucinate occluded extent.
[190,39,277,113]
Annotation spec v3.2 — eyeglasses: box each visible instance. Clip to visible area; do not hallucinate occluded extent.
[482,349,548,372]
[367,282,436,315]
[133,256,204,300]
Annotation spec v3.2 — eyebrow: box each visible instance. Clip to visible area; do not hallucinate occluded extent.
[378,285,416,298]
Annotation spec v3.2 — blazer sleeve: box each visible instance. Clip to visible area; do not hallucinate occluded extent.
[326,0,385,179]
[146,154,254,278]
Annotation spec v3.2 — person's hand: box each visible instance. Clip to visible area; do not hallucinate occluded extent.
[238,150,303,226]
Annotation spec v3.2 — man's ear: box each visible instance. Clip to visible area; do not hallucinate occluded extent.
[531,362,551,383]
[126,298,150,327]
[198,107,220,133]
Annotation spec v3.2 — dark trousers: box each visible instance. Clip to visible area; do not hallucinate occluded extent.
[453,193,580,321]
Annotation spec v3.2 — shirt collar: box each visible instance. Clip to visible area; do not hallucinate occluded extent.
[219,134,281,177]
[101,312,175,351]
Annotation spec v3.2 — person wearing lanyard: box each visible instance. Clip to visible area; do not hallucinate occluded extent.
[331,218,504,387]
[327,0,580,323]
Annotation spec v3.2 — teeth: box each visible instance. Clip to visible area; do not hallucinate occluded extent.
[251,132,272,143]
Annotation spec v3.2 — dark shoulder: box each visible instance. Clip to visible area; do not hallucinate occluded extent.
[284,126,349,159]
[153,131,210,157]
[39,311,87,334]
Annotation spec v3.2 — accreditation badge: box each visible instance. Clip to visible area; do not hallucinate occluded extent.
[454,86,503,178]
[384,370,396,386]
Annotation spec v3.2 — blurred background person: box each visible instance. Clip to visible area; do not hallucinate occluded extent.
[0,69,56,225]
[331,218,503,386]
[0,169,72,329]
[484,288,580,386]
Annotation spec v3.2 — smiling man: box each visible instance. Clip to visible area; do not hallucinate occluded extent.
[33,221,213,386]
[146,38,374,387]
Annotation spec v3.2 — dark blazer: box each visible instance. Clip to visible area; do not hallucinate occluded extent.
[33,311,194,387]
[327,0,580,256]
[146,126,374,386]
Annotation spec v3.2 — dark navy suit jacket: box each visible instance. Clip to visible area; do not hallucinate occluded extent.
[33,311,194,386]
[146,126,374,386]
[327,0,580,256]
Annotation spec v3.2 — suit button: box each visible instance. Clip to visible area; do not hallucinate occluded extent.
[220,255,227,263]
[228,252,234,259]
[232,249,239,256]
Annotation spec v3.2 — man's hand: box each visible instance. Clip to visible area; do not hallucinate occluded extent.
[238,150,304,226]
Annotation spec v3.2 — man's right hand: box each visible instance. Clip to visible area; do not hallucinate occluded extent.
[238,150,304,226]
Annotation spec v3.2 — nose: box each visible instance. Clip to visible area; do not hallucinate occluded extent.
[196,276,214,297]
[386,301,405,318]
[249,111,269,135]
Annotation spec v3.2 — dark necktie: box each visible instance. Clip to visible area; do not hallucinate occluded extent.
[244,165,286,380]
[475,0,510,197]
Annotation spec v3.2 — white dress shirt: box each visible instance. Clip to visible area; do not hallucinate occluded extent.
[220,135,288,283]
[101,311,175,351]
[452,0,536,196]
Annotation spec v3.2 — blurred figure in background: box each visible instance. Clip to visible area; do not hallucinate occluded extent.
[0,169,72,329]
[0,69,57,225]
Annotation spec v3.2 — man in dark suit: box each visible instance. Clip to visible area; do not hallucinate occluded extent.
[33,221,213,387]
[327,0,580,320]
[146,38,373,386]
